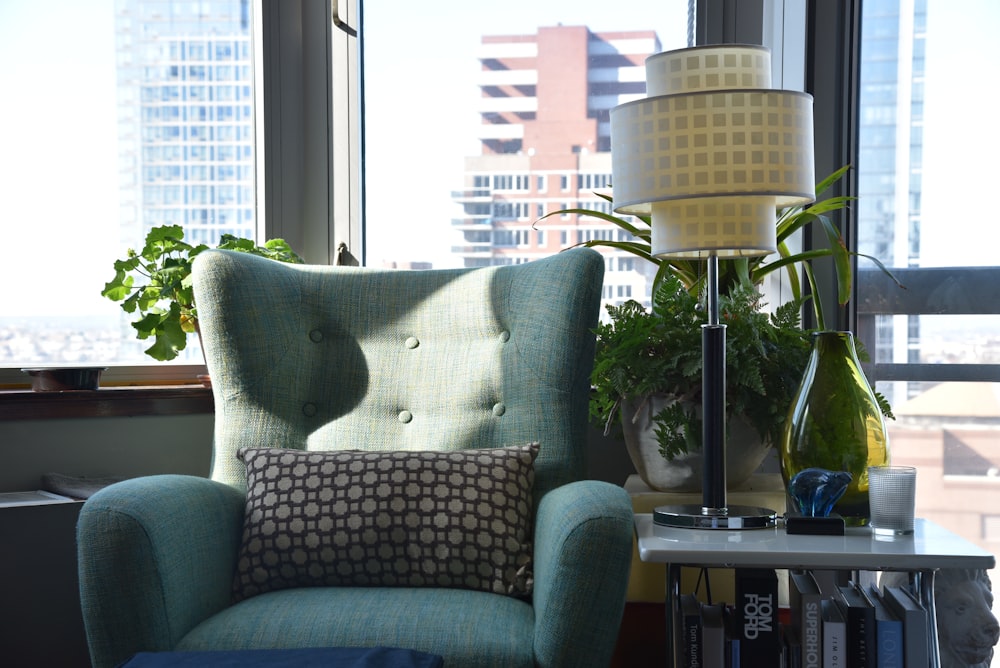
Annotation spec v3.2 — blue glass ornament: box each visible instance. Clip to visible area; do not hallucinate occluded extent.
[788,468,853,518]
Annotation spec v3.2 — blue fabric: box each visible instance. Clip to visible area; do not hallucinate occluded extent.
[119,647,443,668]
[78,248,634,668]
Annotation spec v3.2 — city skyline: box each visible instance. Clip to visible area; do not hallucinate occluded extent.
[2,0,998,365]
[447,25,662,311]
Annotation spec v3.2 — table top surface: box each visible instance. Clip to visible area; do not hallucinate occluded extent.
[635,515,996,571]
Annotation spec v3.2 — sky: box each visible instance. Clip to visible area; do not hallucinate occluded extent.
[918,0,1000,267]
[0,0,997,320]
[0,1,120,318]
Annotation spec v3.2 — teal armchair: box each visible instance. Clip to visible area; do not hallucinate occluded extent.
[77,247,634,668]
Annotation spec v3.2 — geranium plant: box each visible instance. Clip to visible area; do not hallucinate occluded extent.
[103,225,303,361]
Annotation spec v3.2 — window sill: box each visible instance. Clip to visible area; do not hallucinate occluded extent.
[0,385,214,421]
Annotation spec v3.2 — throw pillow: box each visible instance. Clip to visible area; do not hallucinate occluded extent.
[232,443,539,602]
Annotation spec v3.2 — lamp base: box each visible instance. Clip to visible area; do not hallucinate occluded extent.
[653,504,778,530]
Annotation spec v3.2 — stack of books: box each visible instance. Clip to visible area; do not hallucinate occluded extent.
[785,570,929,668]
[674,569,781,667]
[672,569,930,668]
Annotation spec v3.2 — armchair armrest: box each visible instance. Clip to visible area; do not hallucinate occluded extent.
[531,480,634,668]
[77,475,245,668]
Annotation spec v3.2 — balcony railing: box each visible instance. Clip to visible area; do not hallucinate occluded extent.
[857,266,1000,384]
[450,189,492,201]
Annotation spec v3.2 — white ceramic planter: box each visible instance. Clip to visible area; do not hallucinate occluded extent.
[621,394,771,492]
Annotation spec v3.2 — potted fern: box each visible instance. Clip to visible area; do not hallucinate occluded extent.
[537,166,897,491]
[103,225,304,362]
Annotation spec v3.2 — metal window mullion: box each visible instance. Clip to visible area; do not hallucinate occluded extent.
[259,0,342,265]
[332,0,360,265]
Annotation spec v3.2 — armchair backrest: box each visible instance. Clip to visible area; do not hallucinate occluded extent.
[192,248,604,497]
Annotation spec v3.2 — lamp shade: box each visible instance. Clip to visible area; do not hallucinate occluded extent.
[610,45,816,258]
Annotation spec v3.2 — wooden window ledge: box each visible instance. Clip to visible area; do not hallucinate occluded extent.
[0,386,214,421]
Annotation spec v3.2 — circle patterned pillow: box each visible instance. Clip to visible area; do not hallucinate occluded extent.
[232,443,539,602]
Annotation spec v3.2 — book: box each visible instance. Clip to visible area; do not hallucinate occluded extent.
[0,490,76,507]
[789,570,824,668]
[679,593,703,668]
[783,623,804,668]
[821,598,847,668]
[701,602,727,668]
[865,585,904,668]
[724,604,741,668]
[735,568,780,666]
[881,585,930,668]
[836,583,876,667]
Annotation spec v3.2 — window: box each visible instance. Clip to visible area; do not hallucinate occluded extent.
[0,0,345,384]
[578,172,611,190]
[493,229,531,247]
[852,0,1000,568]
[0,0,258,376]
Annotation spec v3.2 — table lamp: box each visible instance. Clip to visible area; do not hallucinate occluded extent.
[610,45,816,529]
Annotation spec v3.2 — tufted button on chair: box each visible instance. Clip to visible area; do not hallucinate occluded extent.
[77,247,634,668]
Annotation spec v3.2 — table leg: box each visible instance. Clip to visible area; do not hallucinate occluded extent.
[916,570,941,668]
[664,563,681,667]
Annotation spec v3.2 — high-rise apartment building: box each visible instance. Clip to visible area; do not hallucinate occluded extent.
[115,0,255,252]
[108,0,254,361]
[452,26,661,307]
[857,0,926,402]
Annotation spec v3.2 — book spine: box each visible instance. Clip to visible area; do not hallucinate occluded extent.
[821,599,846,668]
[875,619,903,668]
[724,604,741,668]
[837,584,876,668]
[801,596,822,668]
[701,602,727,668]
[736,569,780,665]
[881,585,929,668]
[868,587,904,668]
[790,572,823,668]
[680,593,703,668]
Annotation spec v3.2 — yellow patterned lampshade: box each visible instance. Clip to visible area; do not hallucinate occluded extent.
[610,45,816,258]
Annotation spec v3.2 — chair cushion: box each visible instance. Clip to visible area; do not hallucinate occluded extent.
[177,586,536,668]
[233,444,539,602]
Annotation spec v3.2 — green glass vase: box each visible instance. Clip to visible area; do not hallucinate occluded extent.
[779,331,889,525]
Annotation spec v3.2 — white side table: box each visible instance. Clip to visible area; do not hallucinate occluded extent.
[625,473,787,603]
[635,515,996,668]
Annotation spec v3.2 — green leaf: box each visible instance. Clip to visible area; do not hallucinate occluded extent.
[101,272,134,302]
[814,163,852,198]
[131,309,166,339]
